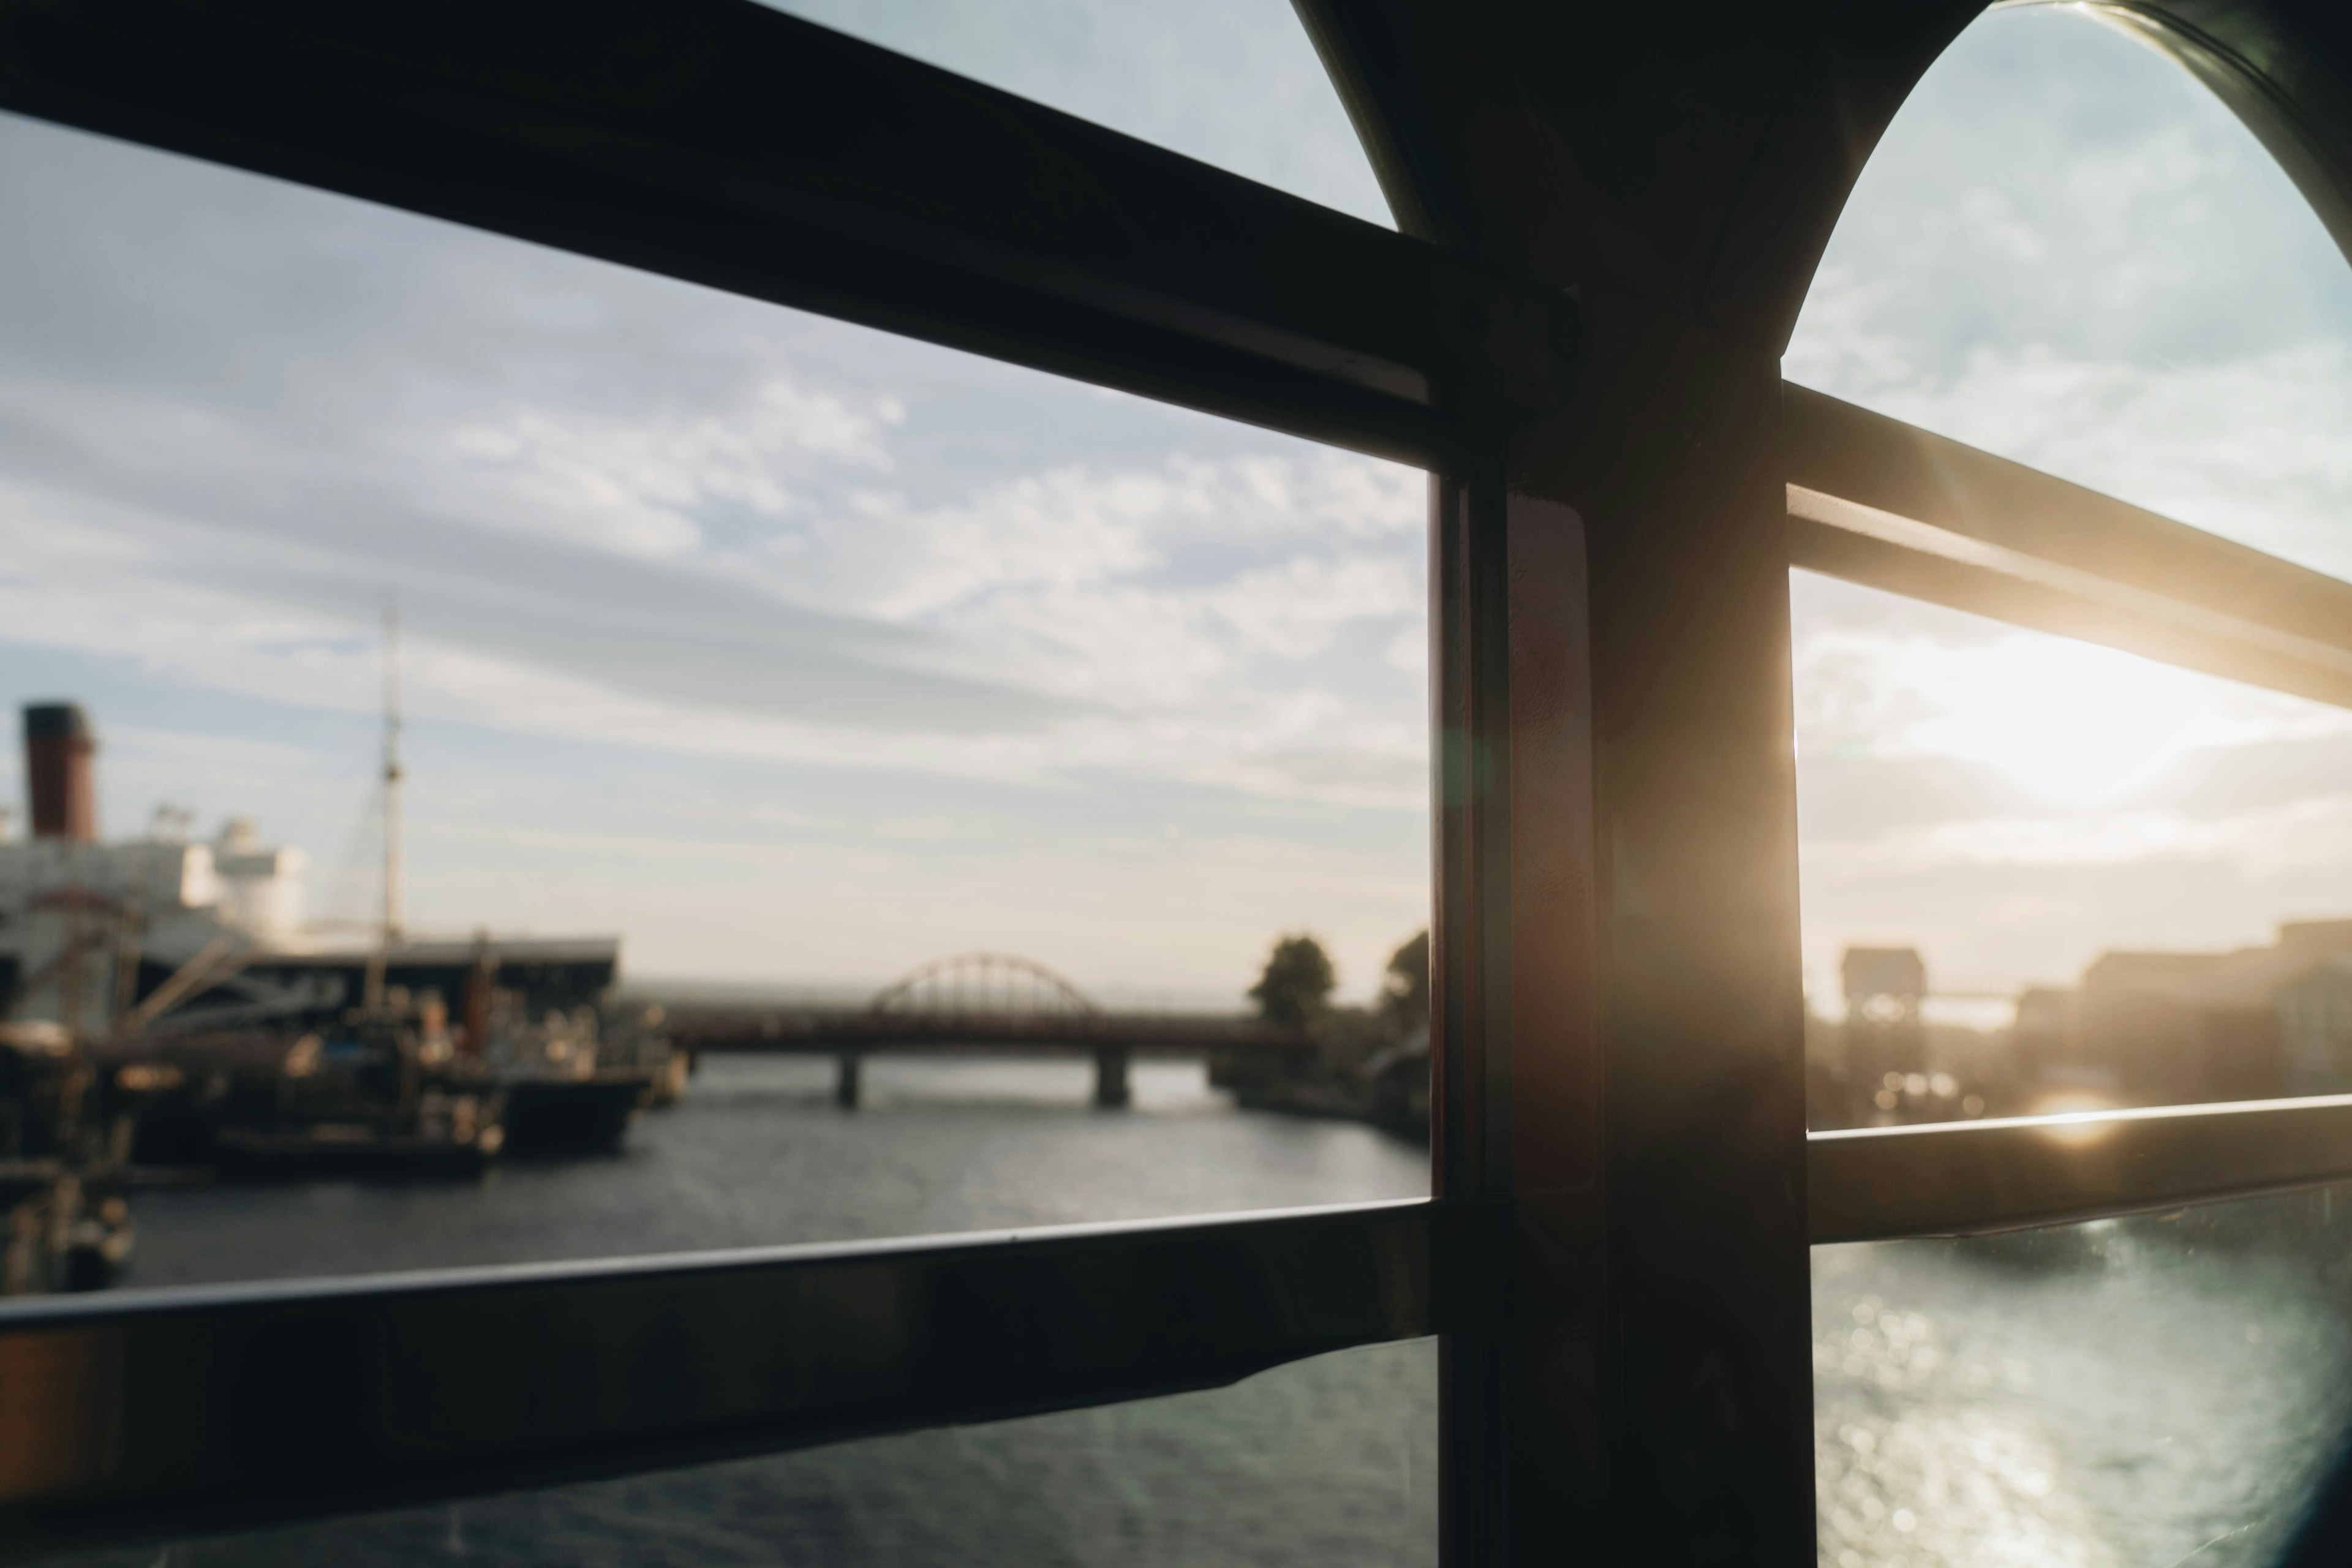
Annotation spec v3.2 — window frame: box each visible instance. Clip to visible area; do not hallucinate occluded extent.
[2,0,2352,1561]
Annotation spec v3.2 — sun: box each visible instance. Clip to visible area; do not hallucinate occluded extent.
[1895,636,2256,803]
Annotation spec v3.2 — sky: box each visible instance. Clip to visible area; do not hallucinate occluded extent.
[0,1,1415,1001]
[1787,3,2352,1009]
[0,2,2347,1011]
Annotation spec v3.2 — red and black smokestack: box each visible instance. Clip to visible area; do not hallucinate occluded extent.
[23,703,96,842]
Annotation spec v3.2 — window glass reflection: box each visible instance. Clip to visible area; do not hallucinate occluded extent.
[1814,1188,2352,1567]
[758,0,1393,228]
[1787,4,2352,581]
[0,107,1430,1295]
[1793,576,2352,1126]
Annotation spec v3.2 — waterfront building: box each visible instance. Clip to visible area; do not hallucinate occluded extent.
[2008,922,2352,1108]
[2276,954,2352,1095]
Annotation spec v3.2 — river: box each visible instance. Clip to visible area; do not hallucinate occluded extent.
[36,1056,1439,1568]
[1813,1191,2352,1568]
[28,1060,2352,1566]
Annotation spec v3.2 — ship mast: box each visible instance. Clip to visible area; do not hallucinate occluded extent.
[363,601,404,1017]
[381,600,404,949]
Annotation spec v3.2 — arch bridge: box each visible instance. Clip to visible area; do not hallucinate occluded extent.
[867,952,1099,1021]
[665,952,1303,1109]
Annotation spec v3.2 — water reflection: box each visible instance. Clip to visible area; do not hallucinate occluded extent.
[34,1335,1439,1568]
[116,1055,1427,1289]
[1814,1191,2352,1566]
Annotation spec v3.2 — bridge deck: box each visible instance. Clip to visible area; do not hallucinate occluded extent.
[660,1007,1310,1109]
[665,1009,1305,1055]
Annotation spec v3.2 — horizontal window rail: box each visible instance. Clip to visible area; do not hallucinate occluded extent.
[7,1099,2345,1552]
[1784,383,2352,710]
[0,1198,1450,1555]
[1809,1094,2352,1243]
[0,0,1562,468]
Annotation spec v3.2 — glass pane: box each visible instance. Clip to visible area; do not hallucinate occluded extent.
[1787,5,2352,579]
[756,0,1393,228]
[29,1336,1437,1567]
[1793,575,2352,1126]
[1814,1188,2352,1568]
[0,109,1430,1295]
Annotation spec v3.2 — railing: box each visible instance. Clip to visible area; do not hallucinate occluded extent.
[1811,1094,2352,1243]
[7,1094,2352,1551]
[1784,385,2352,710]
[0,1199,1450,1553]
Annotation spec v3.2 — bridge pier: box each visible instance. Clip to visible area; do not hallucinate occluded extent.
[835,1050,862,1110]
[1093,1046,1131,1109]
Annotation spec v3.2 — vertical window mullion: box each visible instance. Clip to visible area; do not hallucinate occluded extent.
[1430,461,1514,1565]
[1433,447,1616,1564]
[1433,297,1819,1564]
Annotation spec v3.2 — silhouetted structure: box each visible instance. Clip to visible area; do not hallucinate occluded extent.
[1841,946,1926,1093]
[2024,922,2352,1108]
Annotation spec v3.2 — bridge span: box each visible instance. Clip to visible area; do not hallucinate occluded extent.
[661,954,1306,1108]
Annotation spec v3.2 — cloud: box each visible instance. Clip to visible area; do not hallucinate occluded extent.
[0,31,1431,994]
[1783,5,2352,997]
[437,376,904,560]
[1789,7,2352,576]
[0,111,1428,817]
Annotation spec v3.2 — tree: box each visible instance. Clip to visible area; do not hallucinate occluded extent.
[1378,929,1430,1033]
[1249,933,1335,1030]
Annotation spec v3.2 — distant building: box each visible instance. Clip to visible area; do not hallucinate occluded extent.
[1807,946,1998,1128]
[2028,921,2352,1108]
[2278,952,2352,1094]
[1841,946,1926,1091]
[2011,985,2088,1088]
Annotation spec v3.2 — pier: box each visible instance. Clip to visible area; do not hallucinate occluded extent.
[662,953,1308,1109]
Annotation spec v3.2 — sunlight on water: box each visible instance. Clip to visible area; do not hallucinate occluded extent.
[1815,1193,2352,1567]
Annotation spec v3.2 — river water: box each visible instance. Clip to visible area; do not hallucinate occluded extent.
[29,1060,2352,1566]
[1812,1193,2352,1568]
[37,1057,1440,1568]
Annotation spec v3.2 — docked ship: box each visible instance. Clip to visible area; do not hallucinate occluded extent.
[0,695,673,1286]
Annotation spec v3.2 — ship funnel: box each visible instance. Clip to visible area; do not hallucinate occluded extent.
[23,703,96,842]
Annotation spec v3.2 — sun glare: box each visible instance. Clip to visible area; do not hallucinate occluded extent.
[1897,638,2261,803]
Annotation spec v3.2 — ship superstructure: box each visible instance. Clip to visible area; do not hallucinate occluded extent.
[0,701,624,1036]
[0,700,666,1212]
[0,706,318,1038]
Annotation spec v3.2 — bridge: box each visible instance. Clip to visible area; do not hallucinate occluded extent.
[662,953,1306,1108]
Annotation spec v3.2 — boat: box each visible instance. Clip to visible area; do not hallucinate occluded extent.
[0,681,676,1242]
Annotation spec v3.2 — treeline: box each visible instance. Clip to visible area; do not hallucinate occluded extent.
[1211,930,1430,1137]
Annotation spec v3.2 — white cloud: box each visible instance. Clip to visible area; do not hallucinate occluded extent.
[1784,4,2352,997]
[0,39,1430,990]
[0,366,1428,812]
[833,464,1171,622]
[433,379,903,560]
